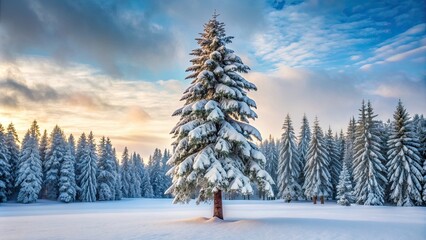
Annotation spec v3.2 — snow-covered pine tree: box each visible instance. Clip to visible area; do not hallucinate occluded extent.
[297,114,311,194]
[149,149,164,198]
[75,133,87,199]
[336,161,354,206]
[167,13,273,219]
[44,125,67,200]
[140,161,154,198]
[353,101,387,206]
[58,142,77,203]
[0,124,11,202]
[131,152,142,198]
[343,117,356,178]
[387,100,423,206]
[303,118,332,204]
[161,149,172,198]
[120,147,132,198]
[97,137,116,201]
[325,127,341,199]
[277,114,301,202]
[6,123,20,197]
[39,130,48,198]
[112,148,122,200]
[79,132,97,202]
[260,135,279,199]
[412,115,426,203]
[16,131,42,203]
[336,130,345,166]
[68,134,76,159]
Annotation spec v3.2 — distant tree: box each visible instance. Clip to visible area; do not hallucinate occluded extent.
[277,114,302,202]
[0,124,11,202]
[112,148,122,200]
[16,131,42,203]
[343,117,356,177]
[325,127,341,199]
[140,160,154,198]
[5,123,20,197]
[259,136,279,199]
[68,134,76,159]
[58,143,77,203]
[303,118,331,204]
[166,13,273,220]
[161,149,172,198]
[79,132,97,202]
[44,125,67,200]
[131,152,142,198]
[97,137,116,201]
[75,133,87,200]
[297,114,311,195]
[39,130,48,198]
[148,149,164,198]
[387,100,423,206]
[120,147,132,198]
[336,162,354,206]
[353,101,387,206]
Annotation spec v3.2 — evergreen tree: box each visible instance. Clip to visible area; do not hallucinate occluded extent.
[260,135,279,199]
[353,101,387,205]
[112,148,122,200]
[120,147,132,198]
[0,124,11,202]
[44,125,67,200]
[303,118,332,204]
[6,123,20,197]
[68,134,76,159]
[161,149,172,198]
[16,131,42,203]
[167,13,273,219]
[141,162,154,198]
[413,115,426,203]
[325,127,341,199]
[39,130,48,198]
[97,137,116,201]
[149,149,164,198]
[387,100,423,206]
[336,161,354,206]
[343,117,356,176]
[58,143,77,203]
[277,114,301,202]
[75,133,87,199]
[336,130,345,167]
[79,132,97,202]
[131,152,142,198]
[297,114,311,193]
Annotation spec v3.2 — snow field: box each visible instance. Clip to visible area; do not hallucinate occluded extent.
[1,199,425,240]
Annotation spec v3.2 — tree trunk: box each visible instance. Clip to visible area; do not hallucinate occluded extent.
[213,190,223,220]
[313,196,317,204]
[320,196,324,204]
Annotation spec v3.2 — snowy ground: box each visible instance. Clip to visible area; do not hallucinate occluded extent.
[1,199,425,240]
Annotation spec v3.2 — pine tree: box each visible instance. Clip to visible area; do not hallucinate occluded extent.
[336,130,345,169]
[161,150,172,198]
[149,149,164,198]
[167,13,273,219]
[131,152,142,198]
[58,143,77,203]
[336,161,354,206]
[6,123,20,197]
[413,115,426,203]
[79,132,97,202]
[353,101,387,205]
[39,130,48,198]
[16,131,42,203]
[277,114,301,202]
[112,148,122,200]
[0,124,11,202]
[260,135,279,199]
[141,163,154,198]
[343,117,356,176]
[297,114,311,193]
[75,133,87,199]
[97,137,116,201]
[120,147,132,198]
[68,134,76,159]
[387,100,423,206]
[44,125,67,200]
[303,118,332,204]
[326,127,341,199]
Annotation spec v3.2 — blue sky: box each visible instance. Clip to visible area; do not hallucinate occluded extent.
[0,0,425,157]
